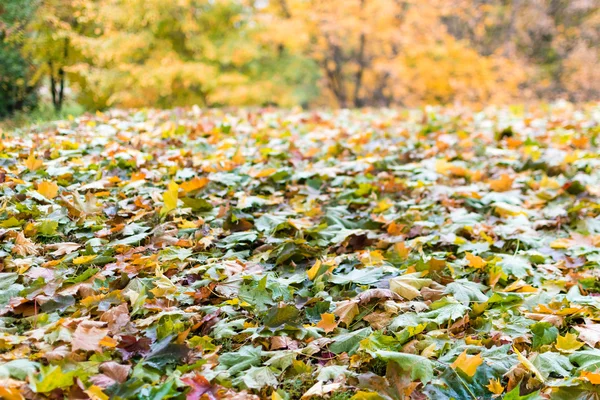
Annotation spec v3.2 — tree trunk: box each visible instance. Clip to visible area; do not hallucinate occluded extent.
[49,38,69,112]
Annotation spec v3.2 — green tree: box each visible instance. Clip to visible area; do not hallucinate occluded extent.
[0,0,39,118]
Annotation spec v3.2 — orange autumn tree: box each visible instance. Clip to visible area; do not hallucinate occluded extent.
[261,0,524,108]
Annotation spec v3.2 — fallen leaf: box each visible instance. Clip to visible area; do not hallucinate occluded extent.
[316,313,337,333]
[556,332,584,353]
[24,151,43,171]
[581,371,600,385]
[72,321,109,352]
[161,181,179,214]
[488,174,513,192]
[37,181,59,199]
[451,350,483,377]
[486,378,504,395]
[466,252,486,269]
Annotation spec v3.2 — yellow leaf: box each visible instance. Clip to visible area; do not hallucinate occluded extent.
[161,181,179,214]
[513,346,545,382]
[550,238,573,249]
[253,168,278,178]
[85,385,109,400]
[24,151,43,171]
[466,252,486,269]
[394,242,410,259]
[180,177,209,193]
[488,264,504,287]
[178,220,198,229]
[149,274,178,297]
[435,159,451,174]
[233,148,245,164]
[37,181,59,199]
[73,255,97,265]
[581,371,600,384]
[556,332,584,353]
[389,273,432,300]
[488,174,514,192]
[350,391,385,400]
[486,378,504,395]
[272,392,285,400]
[494,203,526,217]
[451,350,483,377]
[316,313,337,333]
[374,198,393,213]
[307,259,322,281]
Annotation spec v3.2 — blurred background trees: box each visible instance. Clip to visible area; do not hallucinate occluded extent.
[0,0,39,118]
[1,0,598,119]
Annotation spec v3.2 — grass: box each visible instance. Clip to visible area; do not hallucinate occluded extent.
[0,102,86,133]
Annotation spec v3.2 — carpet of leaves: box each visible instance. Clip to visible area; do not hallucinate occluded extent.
[1,104,600,400]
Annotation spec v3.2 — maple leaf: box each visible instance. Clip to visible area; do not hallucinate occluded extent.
[37,181,59,199]
[556,333,584,353]
[46,242,81,256]
[580,371,600,385]
[161,181,180,215]
[84,385,109,400]
[451,350,483,377]
[486,378,504,395]
[72,321,109,352]
[389,273,432,300]
[12,231,38,256]
[334,300,359,326]
[575,322,600,348]
[465,252,486,269]
[316,313,337,333]
[24,151,43,171]
[181,374,219,400]
[488,174,514,192]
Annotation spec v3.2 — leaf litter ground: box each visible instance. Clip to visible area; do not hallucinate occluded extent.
[1,104,600,399]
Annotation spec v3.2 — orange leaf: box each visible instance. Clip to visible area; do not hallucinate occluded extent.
[581,371,600,385]
[99,336,118,347]
[37,181,59,199]
[488,174,513,192]
[316,313,337,333]
[131,172,146,181]
[451,350,483,377]
[0,387,25,400]
[233,148,245,164]
[466,252,486,269]
[387,221,404,236]
[180,177,209,193]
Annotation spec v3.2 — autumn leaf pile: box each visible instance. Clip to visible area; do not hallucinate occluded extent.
[1,104,600,399]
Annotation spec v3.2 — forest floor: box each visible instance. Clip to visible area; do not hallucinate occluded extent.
[1,104,600,399]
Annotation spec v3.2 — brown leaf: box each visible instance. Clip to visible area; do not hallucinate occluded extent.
[575,321,600,348]
[89,362,131,389]
[334,300,359,326]
[357,289,402,304]
[363,311,394,330]
[12,232,38,256]
[72,321,109,352]
[46,242,82,256]
[100,304,133,335]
